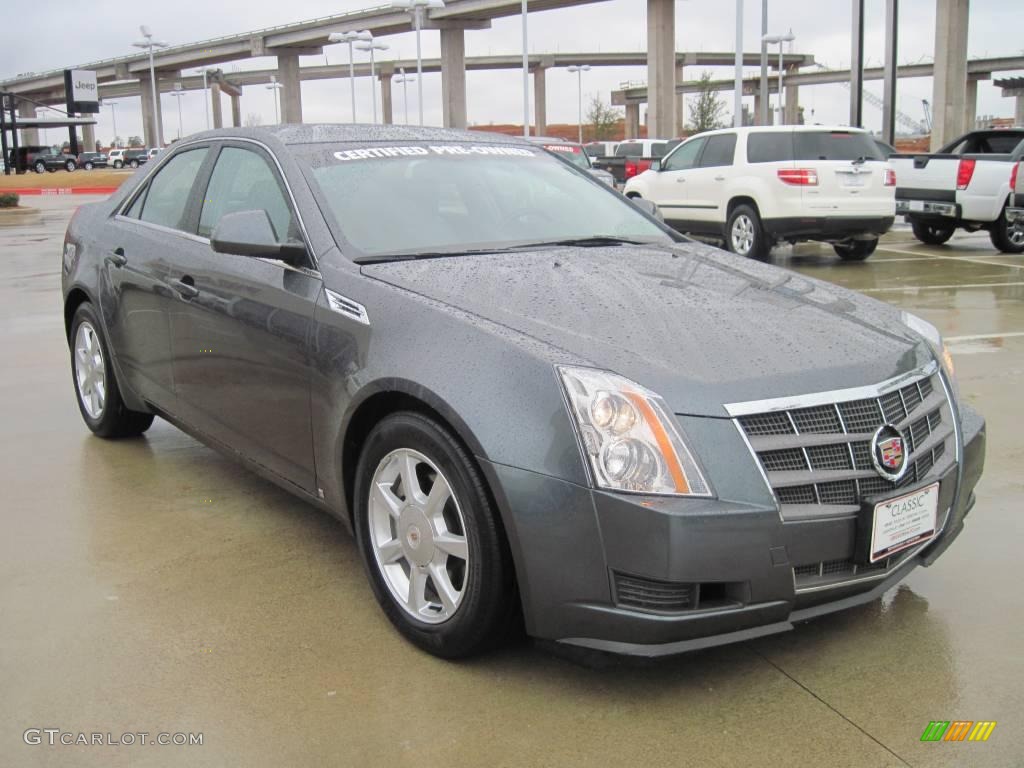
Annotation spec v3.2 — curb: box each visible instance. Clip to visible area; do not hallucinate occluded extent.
[4,187,118,196]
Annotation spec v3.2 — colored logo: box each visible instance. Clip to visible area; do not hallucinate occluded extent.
[871,424,908,480]
[920,721,997,742]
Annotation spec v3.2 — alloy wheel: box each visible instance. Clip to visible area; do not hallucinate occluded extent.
[731,214,754,254]
[74,321,106,419]
[368,448,469,624]
[1009,221,1024,247]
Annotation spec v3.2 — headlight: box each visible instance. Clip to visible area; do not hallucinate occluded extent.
[901,311,957,393]
[558,366,711,496]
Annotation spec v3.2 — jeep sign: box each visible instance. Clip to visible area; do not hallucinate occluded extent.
[64,69,99,114]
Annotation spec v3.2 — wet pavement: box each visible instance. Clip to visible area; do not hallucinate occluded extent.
[2,197,1021,767]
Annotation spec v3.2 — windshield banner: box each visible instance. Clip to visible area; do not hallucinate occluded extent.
[333,145,536,162]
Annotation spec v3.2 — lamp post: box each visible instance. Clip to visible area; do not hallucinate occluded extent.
[394,68,416,124]
[132,25,169,147]
[199,68,218,130]
[734,0,743,127]
[328,30,372,122]
[521,0,528,136]
[170,82,186,139]
[566,64,590,144]
[104,100,120,146]
[266,75,283,124]
[392,0,445,126]
[762,31,795,123]
[354,37,389,125]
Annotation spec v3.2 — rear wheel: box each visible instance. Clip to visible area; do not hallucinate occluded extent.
[833,239,878,261]
[65,160,76,172]
[353,412,516,658]
[726,204,770,259]
[911,221,956,245]
[129,159,139,169]
[69,302,154,438]
[114,161,123,169]
[989,207,1024,254]
[34,161,45,174]
[84,162,94,171]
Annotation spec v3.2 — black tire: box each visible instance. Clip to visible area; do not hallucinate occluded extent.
[353,411,516,659]
[114,161,123,169]
[129,159,139,169]
[833,239,878,261]
[988,207,1024,254]
[65,160,75,172]
[34,161,45,174]
[69,302,154,438]
[84,162,93,171]
[911,221,955,245]
[725,203,770,259]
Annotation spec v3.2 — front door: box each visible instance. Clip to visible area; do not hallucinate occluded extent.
[168,142,320,493]
[680,133,738,225]
[646,137,705,225]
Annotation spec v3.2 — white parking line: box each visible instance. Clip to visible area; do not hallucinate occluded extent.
[868,256,942,263]
[876,245,1024,271]
[861,281,1024,293]
[946,331,1024,342]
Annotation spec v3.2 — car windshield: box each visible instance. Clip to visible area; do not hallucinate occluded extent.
[295,142,672,259]
[541,143,592,169]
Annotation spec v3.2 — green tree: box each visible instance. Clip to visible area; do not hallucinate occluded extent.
[586,96,621,141]
[128,136,144,148]
[687,71,727,132]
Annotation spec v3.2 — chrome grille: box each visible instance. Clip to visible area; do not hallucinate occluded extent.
[734,372,954,519]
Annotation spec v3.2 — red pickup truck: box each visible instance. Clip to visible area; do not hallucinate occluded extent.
[592,138,679,186]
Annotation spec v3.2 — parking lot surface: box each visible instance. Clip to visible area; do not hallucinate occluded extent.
[2,197,1021,767]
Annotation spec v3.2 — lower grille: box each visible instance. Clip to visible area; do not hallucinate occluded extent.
[612,573,745,614]
[793,549,914,590]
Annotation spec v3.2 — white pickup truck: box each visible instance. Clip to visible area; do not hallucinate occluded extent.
[889,129,1024,253]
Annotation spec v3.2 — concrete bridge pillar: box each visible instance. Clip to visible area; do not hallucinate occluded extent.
[625,103,641,139]
[277,52,303,124]
[380,73,394,125]
[82,123,96,151]
[231,94,241,128]
[676,64,685,131]
[533,66,547,136]
[964,76,979,132]
[753,92,773,125]
[1016,95,1024,128]
[784,79,800,125]
[440,27,467,129]
[646,0,676,137]
[138,72,164,148]
[18,100,39,146]
[211,83,223,129]
[930,0,969,150]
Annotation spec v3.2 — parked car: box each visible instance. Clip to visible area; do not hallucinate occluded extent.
[77,152,108,170]
[61,125,984,659]
[108,149,126,169]
[593,138,678,186]
[147,147,161,161]
[526,136,616,186]
[583,141,618,160]
[28,148,78,173]
[624,126,896,260]
[889,129,1024,253]
[123,149,149,168]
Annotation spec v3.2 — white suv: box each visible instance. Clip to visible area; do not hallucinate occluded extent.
[107,149,125,169]
[624,126,896,260]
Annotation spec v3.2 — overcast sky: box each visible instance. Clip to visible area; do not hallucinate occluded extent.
[3,0,1022,145]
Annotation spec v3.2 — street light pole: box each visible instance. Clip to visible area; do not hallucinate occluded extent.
[392,1,445,126]
[200,69,214,130]
[395,69,416,124]
[355,37,390,124]
[170,82,185,139]
[734,0,744,127]
[762,32,795,123]
[329,30,371,122]
[567,65,590,144]
[266,75,283,124]
[105,101,119,146]
[132,26,169,147]
[521,0,529,136]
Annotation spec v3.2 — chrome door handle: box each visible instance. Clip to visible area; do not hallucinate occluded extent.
[170,277,199,300]
[106,248,127,268]
[675,177,686,183]
[714,175,726,181]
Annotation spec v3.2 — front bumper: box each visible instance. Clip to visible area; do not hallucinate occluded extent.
[480,404,985,657]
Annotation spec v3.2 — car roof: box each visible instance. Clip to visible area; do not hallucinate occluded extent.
[526,136,581,146]
[182,124,535,147]
[683,125,870,138]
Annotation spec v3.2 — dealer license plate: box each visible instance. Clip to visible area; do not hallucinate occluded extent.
[870,483,939,562]
[838,172,867,188]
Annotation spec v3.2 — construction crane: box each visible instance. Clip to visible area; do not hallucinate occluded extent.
[812,63,928,134]
[921,99,933,133]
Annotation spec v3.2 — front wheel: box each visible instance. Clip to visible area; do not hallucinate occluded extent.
[353,412,516,658]
[69,303,154,438]
[726,204,770,259]
[34,162,45,174]
[989,208,1024,254]
[65,160,76,172]
[84,162,93,170]
[114,161,123,169]
[833,239,878,261]
[911,221,956,245]
[129,159,139,169]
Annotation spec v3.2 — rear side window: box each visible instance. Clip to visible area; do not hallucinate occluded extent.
[747,132,794,163]
[793,131,883,161]
[699,134,737,167]
[616,142,642,157]
[650,142,668,157]
[199,146,295,240]
[137,148,208,230]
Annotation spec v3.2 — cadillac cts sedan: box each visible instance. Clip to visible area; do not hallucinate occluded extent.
[62,126,985,658]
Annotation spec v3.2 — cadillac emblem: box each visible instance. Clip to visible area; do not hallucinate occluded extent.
[871,424,908,481]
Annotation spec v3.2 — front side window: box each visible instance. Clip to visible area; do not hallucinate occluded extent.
[137,148,208,230]
[198,146,295,240]
[296,142,672,258]
[699,134,737,167]
[662,138,705,172]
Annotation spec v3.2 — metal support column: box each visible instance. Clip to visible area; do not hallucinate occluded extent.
[881,0,899,145]
[850,0,864,127]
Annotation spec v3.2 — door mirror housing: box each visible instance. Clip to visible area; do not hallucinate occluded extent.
[210,210,307,265]
[649,159,662,172]
[630,197,663,221]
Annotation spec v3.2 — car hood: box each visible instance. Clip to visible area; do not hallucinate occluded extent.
[360,241,931,417]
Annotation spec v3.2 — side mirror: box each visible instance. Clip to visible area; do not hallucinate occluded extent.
[210,210,306,264]
[649,159,662,172]
[631,198,664,221]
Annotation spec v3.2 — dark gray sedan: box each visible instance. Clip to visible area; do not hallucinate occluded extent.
[61,126,985,658]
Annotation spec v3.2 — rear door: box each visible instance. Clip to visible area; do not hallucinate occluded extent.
[680,133,738,224]
[167,141,320,492]
[794,130,892,217]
